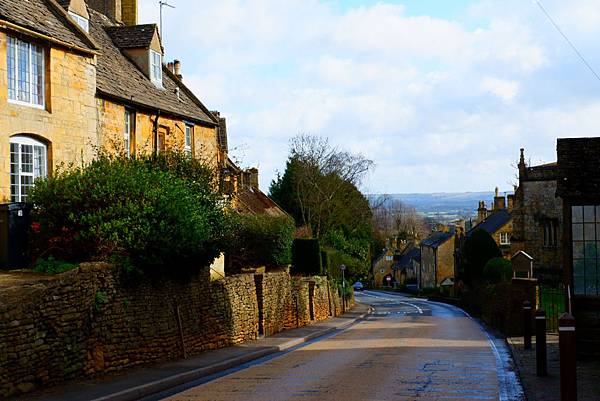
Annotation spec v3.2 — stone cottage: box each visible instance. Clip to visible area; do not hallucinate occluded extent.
[1,0,225,203]
[419,231,455,289]
[470,188,513,258]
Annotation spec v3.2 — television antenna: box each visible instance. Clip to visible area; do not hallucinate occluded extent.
[159,1,175,38]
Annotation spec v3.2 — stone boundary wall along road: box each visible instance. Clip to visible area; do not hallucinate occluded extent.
[0,264,347,398]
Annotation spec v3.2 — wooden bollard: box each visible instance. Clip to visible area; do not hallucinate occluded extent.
[535,309,547,377]
[559,313,577,401]
[523,301,532,350]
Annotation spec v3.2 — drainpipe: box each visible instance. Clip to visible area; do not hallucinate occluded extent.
[152,109,161,157]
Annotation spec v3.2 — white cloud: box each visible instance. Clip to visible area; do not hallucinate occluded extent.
[137,0,600,193]
[481,77,520,102]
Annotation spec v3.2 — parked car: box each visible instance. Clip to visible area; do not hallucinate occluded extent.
[353,281,364,291]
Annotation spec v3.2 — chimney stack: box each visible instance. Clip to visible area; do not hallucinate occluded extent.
[167,61,174,74]
[174,59,182,80]
[121,0,138,25]
[507,194,515,212]
[493,187,506,210]
[477,201,487,223]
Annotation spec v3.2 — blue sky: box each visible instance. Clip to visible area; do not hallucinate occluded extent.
[139,0,600,194]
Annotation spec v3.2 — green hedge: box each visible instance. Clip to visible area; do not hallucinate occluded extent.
[483,257,513,283]
[227,214,295,272]
[291,238,322,276]
[29,153,227,275]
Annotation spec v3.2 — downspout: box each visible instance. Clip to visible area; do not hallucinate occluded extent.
[152,109,161,157]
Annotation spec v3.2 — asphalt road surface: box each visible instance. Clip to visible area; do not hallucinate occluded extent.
[160,290,523,401]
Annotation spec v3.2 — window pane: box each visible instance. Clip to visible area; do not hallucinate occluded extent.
[573,206,584,223]
[596,206,600,222]
[574,275,585,295]
[573,223,584,241]
[585,242,598,258]
[34,145,46,178]
[17,40,31,102]
[584,206,596,223]
[20,145,33,173]
[10,143,19,201]
[585,223,596,241]
[31,44,43,105]
[573,242,585,258]
[7,37,16,99]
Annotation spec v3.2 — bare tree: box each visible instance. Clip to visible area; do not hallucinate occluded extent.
[371,195,429,244]
[289,134,374,238]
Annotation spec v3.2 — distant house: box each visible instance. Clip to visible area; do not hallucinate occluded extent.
[372,248,395,286]
[419,231,455,289]
[393,246,421,285]
[469,189,513,258]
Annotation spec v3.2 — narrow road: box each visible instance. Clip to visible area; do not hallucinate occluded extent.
[160,291,523,401]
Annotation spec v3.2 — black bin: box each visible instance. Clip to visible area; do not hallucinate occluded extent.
[0,203,32,269]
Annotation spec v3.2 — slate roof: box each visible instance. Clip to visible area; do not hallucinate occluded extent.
[394,247,421,269]
[467,209,511,237]
[233,187,288,217]
[421,232,454,248]
[88,10,217,125]
[0,0,95,50]
[106,24,157,49]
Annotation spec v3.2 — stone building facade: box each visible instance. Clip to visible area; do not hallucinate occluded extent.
[511,149,563,276]
[419,231,455,289]
[372,248,395,286]
[471,188,514,258]
[0,0,225,203]
[556,138,600,355]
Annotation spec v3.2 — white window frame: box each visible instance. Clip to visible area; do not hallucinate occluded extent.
[10,136,47,203]
[68,11,89,32]
[499,232,510,245]
[184,123,193,155]
[7,36,45,109]
[124,109,134,157]
[149,50,163,88]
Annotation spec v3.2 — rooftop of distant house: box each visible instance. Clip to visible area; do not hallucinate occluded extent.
[421,231,454,248]
[468,209,511,236]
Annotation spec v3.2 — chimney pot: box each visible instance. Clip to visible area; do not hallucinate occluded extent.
[167,62,174,73]
[174,59,182,80]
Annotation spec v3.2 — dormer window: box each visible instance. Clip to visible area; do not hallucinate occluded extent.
[150,50,162,88]
[68,11,89,32]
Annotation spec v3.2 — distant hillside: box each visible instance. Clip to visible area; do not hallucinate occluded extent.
[371,191,501,223]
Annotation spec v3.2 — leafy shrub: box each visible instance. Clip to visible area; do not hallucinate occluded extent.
[483,257,513,283]
[321,246,366,282]
[291,238,322,276]
[29,153,228,275]
[462,229,502,284]
[227,214,295,272]
[33,257,78,274]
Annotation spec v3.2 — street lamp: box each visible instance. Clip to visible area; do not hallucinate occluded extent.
[340,264,346,312]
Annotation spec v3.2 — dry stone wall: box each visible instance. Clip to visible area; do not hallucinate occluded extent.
[0,265,348,398]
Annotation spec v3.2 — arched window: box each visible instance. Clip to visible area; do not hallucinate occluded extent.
[9,135,47,202]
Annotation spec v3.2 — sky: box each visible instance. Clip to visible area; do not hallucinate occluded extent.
[139,0,600,194]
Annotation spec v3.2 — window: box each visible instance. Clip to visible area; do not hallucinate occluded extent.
[499,233,510,245]
[10,136,47,202]
[7,36,44,107]
[124,109,135,157]
[543,219,559,247]
[68,11,89,32]
[184,124,193,156]
[150,50,162,87]
[571,206,600,296]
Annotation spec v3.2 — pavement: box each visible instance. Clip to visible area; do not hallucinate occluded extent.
[14,303,370,401]
[159,290,525,401]
[507,335,600,401]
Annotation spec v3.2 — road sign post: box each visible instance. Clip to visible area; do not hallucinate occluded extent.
[340,264,346,313]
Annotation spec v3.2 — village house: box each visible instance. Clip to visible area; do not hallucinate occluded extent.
[511,148,563,281]
[392,245,420,285]
[372,247,395,287]
[556,137,600,355]
[470,188,513,258]
[419,230,455,289]
[1,0,224,204]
